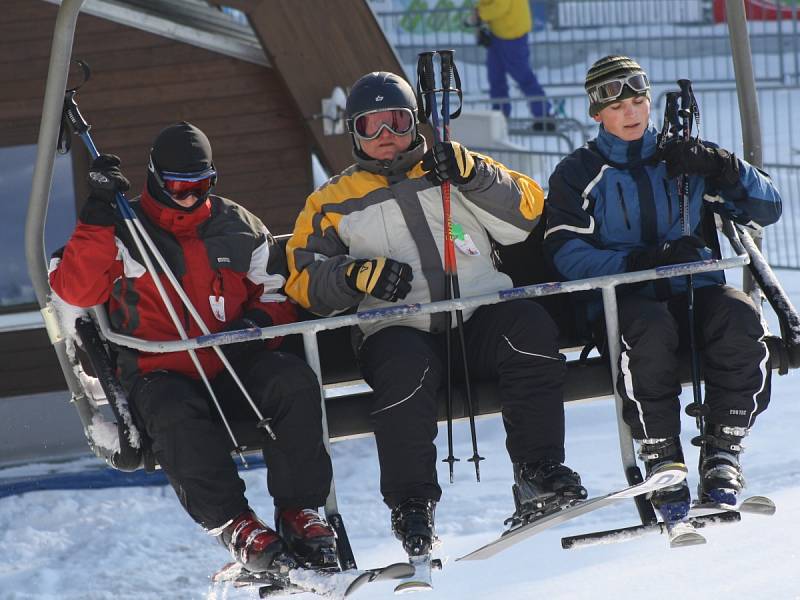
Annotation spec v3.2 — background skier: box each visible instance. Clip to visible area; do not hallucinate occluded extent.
[284,71,585,559]
[475,0,554,130]
[543,56,782,521]
[49,122,336,573]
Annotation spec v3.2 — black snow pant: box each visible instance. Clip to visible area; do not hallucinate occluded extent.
[615,285,771,440]
[129,349,333,531]
[358,299,567,508]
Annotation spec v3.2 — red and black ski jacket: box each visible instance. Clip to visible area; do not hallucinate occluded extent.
[49,190,296,390]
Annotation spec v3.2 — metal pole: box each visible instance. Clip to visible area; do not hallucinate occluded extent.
[726,0,764,301]
[302,331,356,570]
[25,0,85,307]
[21,0,115,461]
[601,287,657,526]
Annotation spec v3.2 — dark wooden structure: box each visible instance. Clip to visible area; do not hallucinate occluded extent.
[0,0,406,402]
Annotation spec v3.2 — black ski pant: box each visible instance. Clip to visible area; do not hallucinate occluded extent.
[615,285,771,440]
[129,349,332,531]
[358,299,567,508]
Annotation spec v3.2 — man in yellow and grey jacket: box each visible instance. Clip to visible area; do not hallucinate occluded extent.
[285,71,585,558]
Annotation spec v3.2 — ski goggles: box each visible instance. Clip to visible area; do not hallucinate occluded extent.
[587,73,650,104]
[350,108,416,140]
[161,168,217,200]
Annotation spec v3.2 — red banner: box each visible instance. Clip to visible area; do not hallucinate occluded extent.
[713,0,798,22]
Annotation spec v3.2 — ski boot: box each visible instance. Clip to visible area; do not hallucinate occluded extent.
[391,498,437,557]
[637,437,691,522]
[697,424,747,506]
[218,510,287,573]
[276,508,338,570]
[508,459,587,527]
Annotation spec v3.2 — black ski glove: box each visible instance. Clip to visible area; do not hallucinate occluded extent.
[625,236,706,272]
[422,141,477,187]
[80,154,130,226]
[222,309,273,361]
[477,24,492,47]
[345,257,413,302]
[658,138,740,187]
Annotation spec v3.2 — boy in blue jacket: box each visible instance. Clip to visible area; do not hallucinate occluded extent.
[543,56,782,521]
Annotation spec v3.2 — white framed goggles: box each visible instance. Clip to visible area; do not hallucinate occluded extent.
[348,107,416,141]
[587,72,650,104]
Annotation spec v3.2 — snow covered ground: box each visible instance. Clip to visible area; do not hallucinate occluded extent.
[2,270,800,600]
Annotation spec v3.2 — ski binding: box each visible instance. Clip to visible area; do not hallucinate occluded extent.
[393,555,442,594]
[212,559,415,598]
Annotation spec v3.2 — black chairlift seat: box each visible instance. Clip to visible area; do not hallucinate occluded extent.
[75,224,790,469]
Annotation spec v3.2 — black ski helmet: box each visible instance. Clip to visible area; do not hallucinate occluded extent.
[345,72,418,143]
[146,121,216,211]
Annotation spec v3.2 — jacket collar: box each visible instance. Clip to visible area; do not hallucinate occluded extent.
[595,123,659,166]
[140,188,212,235]
[352,136,427,182]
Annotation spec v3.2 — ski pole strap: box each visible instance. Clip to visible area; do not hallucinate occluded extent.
[416,51,436,125]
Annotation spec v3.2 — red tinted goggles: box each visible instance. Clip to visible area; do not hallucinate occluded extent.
[161,169,216,200]
[352,108,415,140]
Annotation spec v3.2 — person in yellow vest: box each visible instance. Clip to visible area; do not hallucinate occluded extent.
[477,0,554,131]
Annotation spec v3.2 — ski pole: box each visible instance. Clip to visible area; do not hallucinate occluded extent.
[62,77,276,460]
[676,79,704,438]
[439,49,483,482]
[417,51,459,483]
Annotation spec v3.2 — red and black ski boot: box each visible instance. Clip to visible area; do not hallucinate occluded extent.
[276,508,338,569]
[218,510,286,573]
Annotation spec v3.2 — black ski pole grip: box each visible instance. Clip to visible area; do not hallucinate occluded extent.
[63,90,90,136]
[677,79,694,120]
[439,49,454,91]
[417,51,436,93]
[416,51,436,124]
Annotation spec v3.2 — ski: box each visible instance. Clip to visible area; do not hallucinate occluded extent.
[457,462,688,561]
[393,555,442,594]
[691,495,776,516]
[561,509,740,549]
[212,560,415,599]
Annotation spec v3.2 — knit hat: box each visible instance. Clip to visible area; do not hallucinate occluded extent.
[584,55,650,117]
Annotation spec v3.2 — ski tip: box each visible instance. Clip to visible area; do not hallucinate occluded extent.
[669,532,707,548]
[345,571,375,597]
[379,563,417,579]
[740,495,777,516]
[394,581,434,594]
[652,461,688,475]
[647,462,688,487]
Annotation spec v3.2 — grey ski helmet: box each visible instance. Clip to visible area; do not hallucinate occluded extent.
[345,72,418,144]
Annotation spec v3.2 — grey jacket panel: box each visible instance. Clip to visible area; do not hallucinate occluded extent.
[458,156,540,243]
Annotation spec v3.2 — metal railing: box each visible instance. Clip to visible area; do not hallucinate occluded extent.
[373,0,800,92]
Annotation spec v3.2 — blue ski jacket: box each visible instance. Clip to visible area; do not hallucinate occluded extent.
[543,124,782,321]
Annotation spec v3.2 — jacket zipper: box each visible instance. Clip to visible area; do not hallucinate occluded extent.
[663,179,673,224]
[616,182,631,230]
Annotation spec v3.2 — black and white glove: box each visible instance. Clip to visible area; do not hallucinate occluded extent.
[80,154,130,226]
[422,141,477,186]
[625,236,706,272]
[658,138,740,186]
[345,257,413,302]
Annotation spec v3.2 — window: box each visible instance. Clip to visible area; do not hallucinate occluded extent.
[1,145,76,309]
